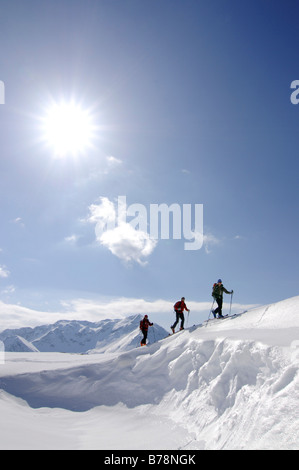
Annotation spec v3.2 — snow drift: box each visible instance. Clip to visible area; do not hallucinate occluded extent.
[0,296,298,450]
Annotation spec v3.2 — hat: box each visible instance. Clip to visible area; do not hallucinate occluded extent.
[217,279,222,283]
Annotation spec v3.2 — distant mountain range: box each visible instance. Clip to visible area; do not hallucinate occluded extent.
[0,314,168,354]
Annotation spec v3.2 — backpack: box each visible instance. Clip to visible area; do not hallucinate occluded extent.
[174,301,183,311]
[212,283,221,298]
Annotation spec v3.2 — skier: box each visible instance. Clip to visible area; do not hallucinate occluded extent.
[139,314,153,346]
[171,297,190,333]
[212,279,233,318]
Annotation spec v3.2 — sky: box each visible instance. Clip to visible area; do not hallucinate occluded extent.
[0,0,299,331]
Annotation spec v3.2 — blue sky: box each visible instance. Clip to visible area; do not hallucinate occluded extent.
[0,0,299,330]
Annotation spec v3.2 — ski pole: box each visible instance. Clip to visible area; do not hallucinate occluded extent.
[152,325,156,342]
[229,292,233,316]
[137,329,142,347]
[186,310,190,328]
[206,299,215,327]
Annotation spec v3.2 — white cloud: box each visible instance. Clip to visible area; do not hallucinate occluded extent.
[100,224,157,265]
[203,232,221,254]
[0,284,15,295]
[64,234,79,244]
[61,297,174,322]
[62,297,257,321]
[0,265,10,278]
[0,301,59,329]
[85,197,157,265]
[106,155,122,166]
[11,217,25,228]
[102,156,123,175]
[0,297,260,330]
[234,235,246,241]
[85,197,116,226]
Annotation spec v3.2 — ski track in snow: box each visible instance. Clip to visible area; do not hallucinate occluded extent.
[0,296,298,450]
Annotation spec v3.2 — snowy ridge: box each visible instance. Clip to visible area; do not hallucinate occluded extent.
[0,296,298,449]
[2,335,39,353]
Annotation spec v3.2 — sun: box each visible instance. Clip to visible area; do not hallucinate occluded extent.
[41,100,96,158]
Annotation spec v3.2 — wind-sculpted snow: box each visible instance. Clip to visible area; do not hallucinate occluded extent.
[0,296,298,449]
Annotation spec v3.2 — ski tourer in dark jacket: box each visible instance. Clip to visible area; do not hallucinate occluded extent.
[212,279,233,318]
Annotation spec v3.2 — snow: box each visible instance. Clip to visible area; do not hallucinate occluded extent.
[0,296,298,450]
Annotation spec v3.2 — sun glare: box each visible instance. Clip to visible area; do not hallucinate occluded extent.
[41,101,96,158]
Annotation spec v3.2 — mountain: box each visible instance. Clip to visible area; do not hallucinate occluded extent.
[0,314,168,354]
[0,296,298,449]
[1,335,39,353]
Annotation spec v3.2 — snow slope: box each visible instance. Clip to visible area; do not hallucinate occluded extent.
[0,296,298,450]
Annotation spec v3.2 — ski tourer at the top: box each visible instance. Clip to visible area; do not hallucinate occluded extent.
[212,279,233,318]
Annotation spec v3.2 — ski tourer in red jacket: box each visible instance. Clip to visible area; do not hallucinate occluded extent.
[140,315,153,346]
[171,297,190,333]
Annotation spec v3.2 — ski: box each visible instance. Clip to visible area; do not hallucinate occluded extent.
[171,328,185,335]
[204,313,237,326]
[217,314,236,320]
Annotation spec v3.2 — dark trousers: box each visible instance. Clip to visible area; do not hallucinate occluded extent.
[214,298,223,317]
[172,311,185,329]
[141,329,148,345]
